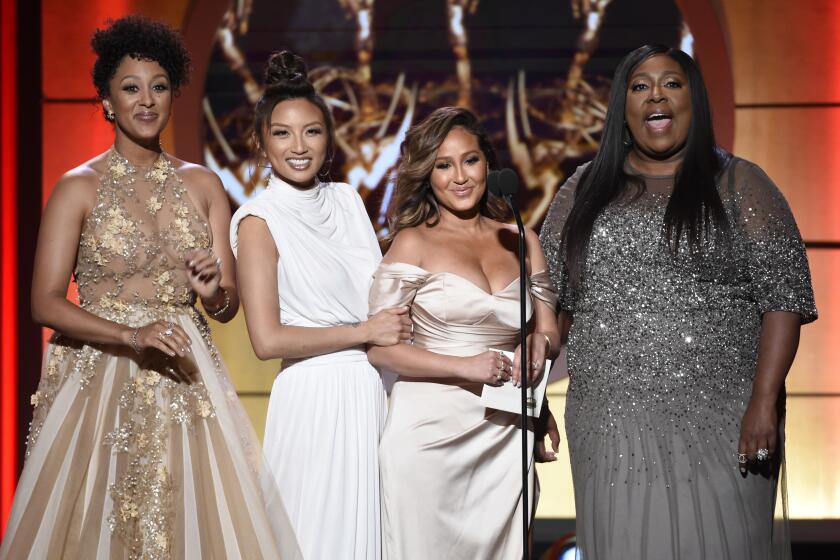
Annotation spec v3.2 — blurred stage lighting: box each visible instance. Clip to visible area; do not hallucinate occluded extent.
[541,532,580,559]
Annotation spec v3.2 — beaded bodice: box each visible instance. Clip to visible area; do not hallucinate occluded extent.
[76,149,211,315]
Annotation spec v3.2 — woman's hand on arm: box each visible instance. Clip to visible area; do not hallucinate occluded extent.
[365,307,412,346]
[738,311,801,471]
[367,344,512,385]
[235,216,409,360]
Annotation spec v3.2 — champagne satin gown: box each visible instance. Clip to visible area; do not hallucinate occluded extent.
[0,150,300,559]
[369,262,557,559]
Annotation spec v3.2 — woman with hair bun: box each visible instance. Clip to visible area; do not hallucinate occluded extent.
[0,15,300,559]
[230,50,410,558]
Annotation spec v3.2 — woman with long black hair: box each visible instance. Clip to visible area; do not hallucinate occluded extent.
[541,45,816,559]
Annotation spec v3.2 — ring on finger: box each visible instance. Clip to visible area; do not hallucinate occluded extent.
[737,453,747,464]
[163,328,174,337]
[756,448,770,462]
[215,257,222,269]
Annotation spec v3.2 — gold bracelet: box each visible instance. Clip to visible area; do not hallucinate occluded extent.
[538,332,552,356]
[206,288,230,318]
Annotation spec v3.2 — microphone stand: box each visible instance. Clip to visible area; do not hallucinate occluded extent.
[502,191,531,560]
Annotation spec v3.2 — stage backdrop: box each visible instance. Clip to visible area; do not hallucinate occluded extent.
[34,0,840,523]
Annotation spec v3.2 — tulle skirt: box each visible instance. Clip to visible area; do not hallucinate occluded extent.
[0,303,301,559]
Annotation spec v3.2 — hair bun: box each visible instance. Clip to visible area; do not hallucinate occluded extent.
[264,50,312,90]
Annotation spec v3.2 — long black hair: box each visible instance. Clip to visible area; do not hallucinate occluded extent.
[562,44,731,288]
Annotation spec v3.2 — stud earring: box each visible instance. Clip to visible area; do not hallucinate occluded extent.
[106,111,115,121]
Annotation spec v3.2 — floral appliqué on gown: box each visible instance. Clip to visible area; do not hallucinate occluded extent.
[1,150,300,560]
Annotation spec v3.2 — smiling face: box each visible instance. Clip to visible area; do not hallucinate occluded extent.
[428,126,488,218]
[103,56,172,143]
[263,98,328,189]
[625,54,692,162]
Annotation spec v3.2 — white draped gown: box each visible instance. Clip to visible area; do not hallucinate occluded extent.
[230,175,386,559]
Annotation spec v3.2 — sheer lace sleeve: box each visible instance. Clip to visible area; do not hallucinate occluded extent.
[539,163,590,312]
[731,160,817,323]
[368,262,430,316]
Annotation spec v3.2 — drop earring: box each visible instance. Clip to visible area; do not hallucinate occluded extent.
[622,123,633,147]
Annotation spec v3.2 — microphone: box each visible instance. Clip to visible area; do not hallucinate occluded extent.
[488,167,531,560]
[486,168,520,198]
[498,168,520,197]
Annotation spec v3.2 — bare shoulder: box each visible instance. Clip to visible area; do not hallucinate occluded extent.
[47,155,106,213]
[497,222,540,244]
[383,226,427,266]
[172,158,226,194]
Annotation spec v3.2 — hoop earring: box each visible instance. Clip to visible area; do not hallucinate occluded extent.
[318,156,334,180]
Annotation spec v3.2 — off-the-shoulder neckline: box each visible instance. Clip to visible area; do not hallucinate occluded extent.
[378,262,548,297]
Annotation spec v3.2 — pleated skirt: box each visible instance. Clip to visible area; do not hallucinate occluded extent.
[263,349,387,560]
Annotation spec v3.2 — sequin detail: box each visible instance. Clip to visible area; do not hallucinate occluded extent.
[25,149,220,558]
[540,157,816,556]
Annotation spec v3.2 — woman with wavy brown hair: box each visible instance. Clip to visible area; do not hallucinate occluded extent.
[368,106,561,558]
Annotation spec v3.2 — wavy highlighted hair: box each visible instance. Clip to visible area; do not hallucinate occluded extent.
[386,107,507,242]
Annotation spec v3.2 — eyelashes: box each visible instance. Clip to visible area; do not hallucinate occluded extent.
[434,156,482,170]
[270,128,323,138]
[120,84,169,93]
[630,80,683,92]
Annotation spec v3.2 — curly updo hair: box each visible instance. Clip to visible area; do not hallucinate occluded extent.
[91,15,190,116]
[385,107,507,242]
[253,50,336,177]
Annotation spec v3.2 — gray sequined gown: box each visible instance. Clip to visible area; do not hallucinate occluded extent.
[540,157,817,560]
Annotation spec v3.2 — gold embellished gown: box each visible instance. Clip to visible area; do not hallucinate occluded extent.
[369,262,558,559]
[0,150,301,559]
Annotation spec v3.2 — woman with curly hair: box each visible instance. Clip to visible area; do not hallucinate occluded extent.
[367,107,561,558]
[0,15,300,559]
